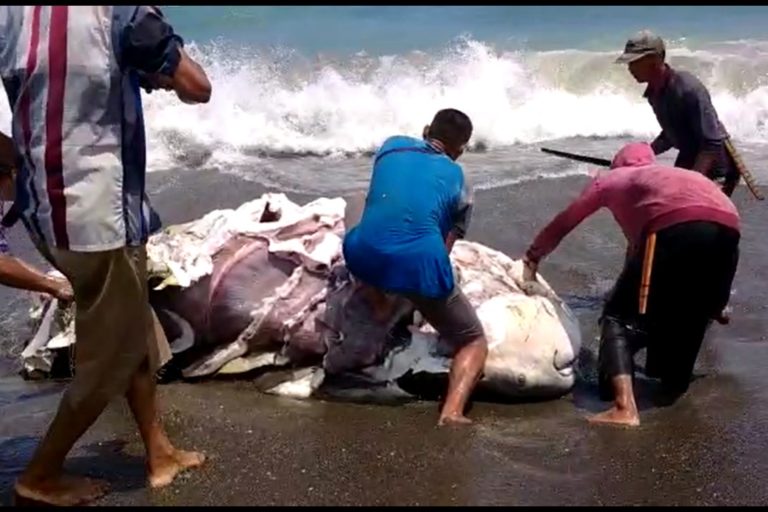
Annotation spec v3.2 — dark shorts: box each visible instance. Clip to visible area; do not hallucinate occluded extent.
[675,146,741,197]
[407,286,485,354]
[598,220,739,398]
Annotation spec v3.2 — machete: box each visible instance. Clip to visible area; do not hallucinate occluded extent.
[542,145,764,201]
[540,147,611,167]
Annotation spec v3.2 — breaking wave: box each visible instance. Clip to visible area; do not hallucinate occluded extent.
[3,37,768,171]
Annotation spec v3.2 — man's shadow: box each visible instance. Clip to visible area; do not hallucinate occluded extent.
[0,436,146,506]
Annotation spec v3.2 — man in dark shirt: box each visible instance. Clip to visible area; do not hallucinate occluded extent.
[616,30,741,196]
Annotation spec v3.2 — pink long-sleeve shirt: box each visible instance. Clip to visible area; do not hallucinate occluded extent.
[526,142,740,263]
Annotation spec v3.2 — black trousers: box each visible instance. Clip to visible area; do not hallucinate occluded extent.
[674,147,741,197]
[598,221,740,399]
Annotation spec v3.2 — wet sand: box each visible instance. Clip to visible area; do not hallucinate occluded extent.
[1,171,767,506]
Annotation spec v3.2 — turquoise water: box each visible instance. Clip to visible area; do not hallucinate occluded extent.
[164,6,768,54]
[3,6,768,189]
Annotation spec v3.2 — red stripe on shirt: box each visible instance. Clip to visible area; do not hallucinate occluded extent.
[44,6,70,249]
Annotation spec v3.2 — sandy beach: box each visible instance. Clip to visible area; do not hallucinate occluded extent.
[2,169,766,506]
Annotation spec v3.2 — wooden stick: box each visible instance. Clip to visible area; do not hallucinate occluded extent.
[639,233,657,315]
[724,138,764,201]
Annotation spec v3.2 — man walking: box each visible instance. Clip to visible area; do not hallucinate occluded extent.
[1,6,211,505]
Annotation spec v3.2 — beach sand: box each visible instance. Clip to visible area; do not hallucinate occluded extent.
[1,170,766,506]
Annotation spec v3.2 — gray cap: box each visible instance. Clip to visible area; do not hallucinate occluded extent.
[615,30,665,64]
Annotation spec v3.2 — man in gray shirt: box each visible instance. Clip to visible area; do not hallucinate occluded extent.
[616,30,740,196]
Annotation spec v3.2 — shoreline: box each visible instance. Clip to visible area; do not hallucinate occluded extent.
[1,172,767,505]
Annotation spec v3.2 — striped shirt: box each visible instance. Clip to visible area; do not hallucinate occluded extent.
[0,6,182,251]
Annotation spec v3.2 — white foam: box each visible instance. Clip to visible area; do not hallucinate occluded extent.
[3,38,768,171]
[475,167,591,191]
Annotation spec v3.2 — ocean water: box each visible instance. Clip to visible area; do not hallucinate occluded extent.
[3,9,768,505]
[2,6,768,194]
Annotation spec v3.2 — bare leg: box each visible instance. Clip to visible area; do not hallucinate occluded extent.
[14,389,111,506]
[588,375,640,427]
[125,359,205,488]
[438,337,488,426]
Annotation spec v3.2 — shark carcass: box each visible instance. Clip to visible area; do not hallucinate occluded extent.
[22,193,582,402]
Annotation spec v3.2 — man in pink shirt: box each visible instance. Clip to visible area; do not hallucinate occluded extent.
[523,142,740,427]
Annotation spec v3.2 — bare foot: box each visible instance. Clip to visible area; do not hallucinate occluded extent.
[14,474,109,506]
[438,414,473,427]
[148,449,206,489]
[587,406,640,427]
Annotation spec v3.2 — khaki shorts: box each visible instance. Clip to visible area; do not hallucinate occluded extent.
[45,245,172,406]
[407,286,485,354]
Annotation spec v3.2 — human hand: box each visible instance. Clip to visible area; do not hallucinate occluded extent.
[522,256,538,282]
[520,257,549,297]
[48,276,73,302]
[137,71,174,93]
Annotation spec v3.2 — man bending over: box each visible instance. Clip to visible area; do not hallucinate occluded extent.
[343,108,488,426]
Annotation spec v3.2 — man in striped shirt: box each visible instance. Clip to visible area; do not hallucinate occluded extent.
[1,6,211,505]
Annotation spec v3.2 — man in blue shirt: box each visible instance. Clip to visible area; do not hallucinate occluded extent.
[343,109,488,426]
